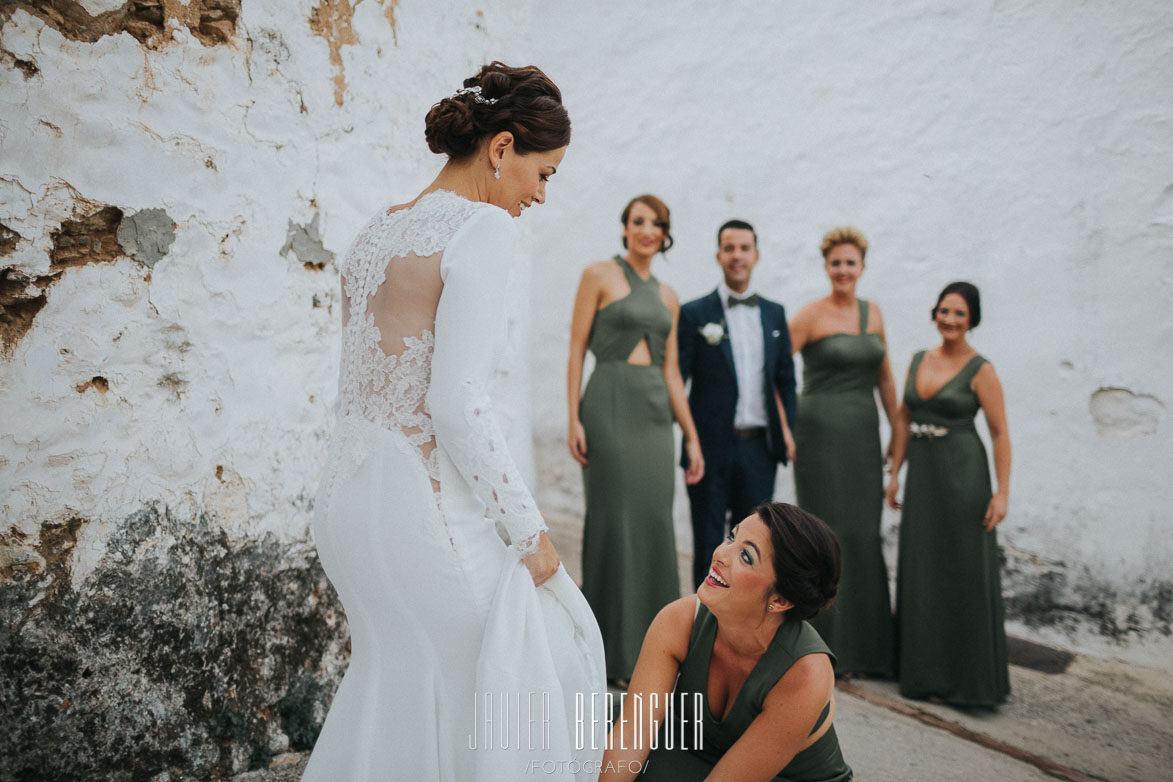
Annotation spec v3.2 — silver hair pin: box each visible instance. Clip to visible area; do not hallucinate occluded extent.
[453,85,498,105]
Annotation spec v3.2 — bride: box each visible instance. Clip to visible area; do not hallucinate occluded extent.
[304,63,605,781]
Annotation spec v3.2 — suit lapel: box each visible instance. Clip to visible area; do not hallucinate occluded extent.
[707,291,737,381]
[760,302,777,376]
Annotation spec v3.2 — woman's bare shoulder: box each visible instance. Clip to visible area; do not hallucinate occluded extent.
[658,281,680,310]
[648,596,700,660]
[765,649,834,706]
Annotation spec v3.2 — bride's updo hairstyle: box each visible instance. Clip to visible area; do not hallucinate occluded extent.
[755,502,841,621]
[425,62,570,160]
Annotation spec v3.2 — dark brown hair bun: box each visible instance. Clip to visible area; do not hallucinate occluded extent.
[424,61,570,159]
[755,502,842,622]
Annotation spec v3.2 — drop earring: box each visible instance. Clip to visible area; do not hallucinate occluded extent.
[494,164,501,180]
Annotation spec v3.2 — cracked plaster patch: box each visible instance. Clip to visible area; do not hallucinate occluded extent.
[116,208,176,268]
[1089,387,1164,436]
[280,214,334,271]
[308,0,400,107]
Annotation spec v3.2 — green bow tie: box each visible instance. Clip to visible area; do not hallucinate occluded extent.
[727,294,759,308]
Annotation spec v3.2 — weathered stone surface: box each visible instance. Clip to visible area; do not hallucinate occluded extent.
[0,0,241,50]
[117,208,177,268]
[0,506,347,781]
[1,204,128,351]
[1004,555,1171,640]
[280,214,334,271]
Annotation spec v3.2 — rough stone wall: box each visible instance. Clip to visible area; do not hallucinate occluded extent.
[521,1,1173,668]
[0,1,537,778]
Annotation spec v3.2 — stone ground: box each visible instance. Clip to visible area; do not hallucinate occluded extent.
[226,512,1173,782]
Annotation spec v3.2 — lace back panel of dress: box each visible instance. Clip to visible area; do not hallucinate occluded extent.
[337,191,482,489]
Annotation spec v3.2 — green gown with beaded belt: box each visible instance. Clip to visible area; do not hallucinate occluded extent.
[580,255,680,682]
[795,299,894,676]
[895,350,1009,706]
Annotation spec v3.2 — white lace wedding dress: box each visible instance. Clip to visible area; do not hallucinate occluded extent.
[304,191,606,781]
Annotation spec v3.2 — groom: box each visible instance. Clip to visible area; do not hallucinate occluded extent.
[678,219,798,588]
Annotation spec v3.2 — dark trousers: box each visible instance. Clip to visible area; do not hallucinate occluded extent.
[686,432,777,588]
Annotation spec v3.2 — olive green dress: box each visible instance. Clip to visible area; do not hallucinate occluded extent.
[795,299,894,676]
[641,603,852,781]
[580,256,679,681]
[896,351,1009,706]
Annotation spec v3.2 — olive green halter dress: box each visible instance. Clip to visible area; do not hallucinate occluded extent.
[642,603,852,781]
[896,351,1009,706]
[580,256,680,681]
[794,299,894,676]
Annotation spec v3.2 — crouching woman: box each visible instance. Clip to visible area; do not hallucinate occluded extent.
[601,502,852,781]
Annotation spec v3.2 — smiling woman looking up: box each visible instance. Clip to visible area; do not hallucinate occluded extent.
[600,502,852,782]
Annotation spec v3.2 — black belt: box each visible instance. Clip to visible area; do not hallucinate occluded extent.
[733,427,766,439]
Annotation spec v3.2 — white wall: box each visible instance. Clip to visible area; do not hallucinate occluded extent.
[522,1,1173,667]
[2,0,1169,690]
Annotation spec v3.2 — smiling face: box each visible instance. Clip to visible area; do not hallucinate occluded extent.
[824,242,864,294]
[622,200,667,258]
[496,144,566,217]
[699,514,784,616]
[934,292,971,341]
[716,228,760,294]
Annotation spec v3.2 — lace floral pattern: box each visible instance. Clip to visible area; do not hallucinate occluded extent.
[341,191,482,303]
[325,190,545,553]
[462,384,544,556]
[334,191,480,486]
[337,316,439,483]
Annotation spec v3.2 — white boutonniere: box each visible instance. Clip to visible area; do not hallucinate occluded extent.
[700,321,726,346]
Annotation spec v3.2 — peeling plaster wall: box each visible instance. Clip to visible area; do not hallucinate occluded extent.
[522,1,1173,670]
[1,0,1171,776]
[0,1,537,778]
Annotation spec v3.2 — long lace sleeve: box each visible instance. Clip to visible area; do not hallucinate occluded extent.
[428,206,547,556]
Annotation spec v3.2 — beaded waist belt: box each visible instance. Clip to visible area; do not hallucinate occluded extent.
[909,422,950,439]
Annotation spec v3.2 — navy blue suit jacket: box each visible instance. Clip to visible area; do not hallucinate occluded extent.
[678,290,797,468]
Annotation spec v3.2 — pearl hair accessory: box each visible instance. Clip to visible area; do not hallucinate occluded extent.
[453,85,498,105]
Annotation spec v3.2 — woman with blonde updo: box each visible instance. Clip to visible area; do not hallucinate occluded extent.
[788,226,898,678]
[306,63,604,781]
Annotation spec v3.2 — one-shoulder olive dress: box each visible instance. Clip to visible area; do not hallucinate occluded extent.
[642,603,852,781]
[794,299,894,676]
[896,351,1009,706]
[580,256,679,682]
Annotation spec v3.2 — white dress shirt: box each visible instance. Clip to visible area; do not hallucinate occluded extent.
[719,283,768,429]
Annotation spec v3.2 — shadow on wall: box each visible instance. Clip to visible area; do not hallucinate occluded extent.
[0,506,349,780]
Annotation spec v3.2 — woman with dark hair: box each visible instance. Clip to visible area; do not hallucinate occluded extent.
[788,226,898,678]
[886,281,1012,706]
[307,63,604,780]
[568,195,705,686]
[600,503,852,781]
